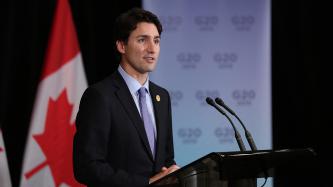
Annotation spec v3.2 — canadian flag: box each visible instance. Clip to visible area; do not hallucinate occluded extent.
[0,128,12,187]
[20,0,87,186]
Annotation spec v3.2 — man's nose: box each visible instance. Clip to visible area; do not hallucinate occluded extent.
[146,40,157,53]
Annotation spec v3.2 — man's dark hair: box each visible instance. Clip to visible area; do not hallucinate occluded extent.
[113,8,163,44]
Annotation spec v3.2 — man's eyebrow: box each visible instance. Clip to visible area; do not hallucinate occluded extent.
[136,35,160,39]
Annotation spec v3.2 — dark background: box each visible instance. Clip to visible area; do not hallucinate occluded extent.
[0,0,329,186]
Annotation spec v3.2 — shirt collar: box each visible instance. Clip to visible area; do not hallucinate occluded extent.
[118,65,150,95]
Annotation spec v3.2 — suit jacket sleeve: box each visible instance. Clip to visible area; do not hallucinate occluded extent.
[73,87,148,187]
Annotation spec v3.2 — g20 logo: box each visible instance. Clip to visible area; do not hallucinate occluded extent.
[232,89,256,105]
[213,52,238,69]
[194,16,219,31]
[178,128,202,144]
[231,15,255,31]
[177,52,201,69]
[160,16,182,31]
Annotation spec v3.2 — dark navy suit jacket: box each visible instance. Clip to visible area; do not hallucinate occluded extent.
[73,71,175,187]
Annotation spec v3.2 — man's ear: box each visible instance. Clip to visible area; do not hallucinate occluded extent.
[116,40,126,54]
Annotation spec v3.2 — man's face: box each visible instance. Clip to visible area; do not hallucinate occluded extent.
[118,22,160,75]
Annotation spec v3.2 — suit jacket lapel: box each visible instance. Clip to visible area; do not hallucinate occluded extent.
[112,72,154,160]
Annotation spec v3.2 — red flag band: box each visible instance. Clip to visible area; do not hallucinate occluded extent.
[20,0,87,186]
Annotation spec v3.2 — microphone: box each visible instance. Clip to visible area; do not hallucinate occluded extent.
[206,97,246,151]
[215,97,257,151]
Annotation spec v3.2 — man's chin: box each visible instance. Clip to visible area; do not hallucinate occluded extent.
[145,69,155,73]
[137,67,155,74]
[145,65,157,72]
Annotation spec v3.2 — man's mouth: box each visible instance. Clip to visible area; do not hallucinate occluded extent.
[144,56,155,61]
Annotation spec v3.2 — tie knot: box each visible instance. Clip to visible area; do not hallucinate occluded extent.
[138,87,146,98]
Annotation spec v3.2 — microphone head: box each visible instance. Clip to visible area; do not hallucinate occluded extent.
[206,97,227,115]
[215,97,224,105]
[206,97,215,106]
[215,97,236,115]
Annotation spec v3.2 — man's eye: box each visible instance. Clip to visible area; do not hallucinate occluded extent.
[154,39,160,44]
[138,38,145,43]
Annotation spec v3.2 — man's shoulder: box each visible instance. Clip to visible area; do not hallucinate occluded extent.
[87,71,122,94]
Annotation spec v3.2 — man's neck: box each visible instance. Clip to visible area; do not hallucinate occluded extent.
[119,63,148,85]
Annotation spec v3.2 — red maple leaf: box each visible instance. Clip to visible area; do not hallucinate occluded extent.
[25,89,84,187]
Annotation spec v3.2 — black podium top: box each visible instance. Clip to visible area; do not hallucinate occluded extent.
[151,148,316,186]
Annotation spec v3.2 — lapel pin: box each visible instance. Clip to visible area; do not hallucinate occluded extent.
[156,95,161,102]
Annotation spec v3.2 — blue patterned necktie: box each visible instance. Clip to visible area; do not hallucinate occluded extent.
[138,87,156,158]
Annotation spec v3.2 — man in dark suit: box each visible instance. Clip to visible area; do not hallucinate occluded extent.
[73,8,179,187]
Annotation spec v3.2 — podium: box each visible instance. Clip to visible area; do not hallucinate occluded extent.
[150,148,316,187]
